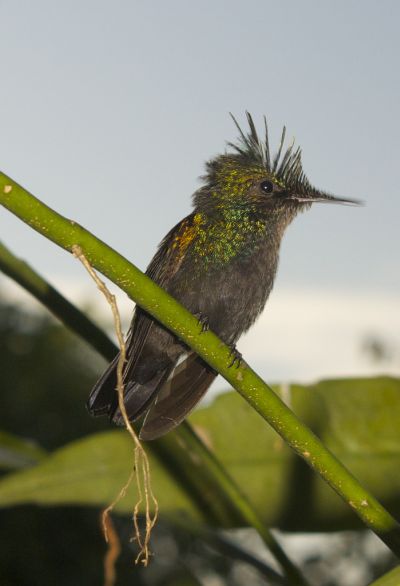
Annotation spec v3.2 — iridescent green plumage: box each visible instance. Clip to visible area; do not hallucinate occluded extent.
[170,209,266,268]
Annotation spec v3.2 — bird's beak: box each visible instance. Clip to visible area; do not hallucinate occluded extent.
[289,192,362,206]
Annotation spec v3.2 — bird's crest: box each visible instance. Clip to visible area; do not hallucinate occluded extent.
[228,112,313,194]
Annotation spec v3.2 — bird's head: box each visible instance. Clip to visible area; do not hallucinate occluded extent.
[193,113,359,227]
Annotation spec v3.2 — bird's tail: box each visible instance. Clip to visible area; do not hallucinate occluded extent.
[139,353,216,440]
[87,352,216,440]
[87,353,174,424]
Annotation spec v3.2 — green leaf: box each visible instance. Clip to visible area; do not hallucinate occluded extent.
[0,376,399,532]
[192,376,400,531]
[0,429,203,520]
[0,431,47,470]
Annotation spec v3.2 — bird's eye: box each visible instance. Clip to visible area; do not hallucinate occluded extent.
[260,180,274,194]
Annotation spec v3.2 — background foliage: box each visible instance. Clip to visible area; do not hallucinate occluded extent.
[0,298,398,585]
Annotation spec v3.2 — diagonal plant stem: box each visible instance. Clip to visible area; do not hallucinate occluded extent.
[0,240,116,359]
[1,172,400,558]
[0,240,305,584]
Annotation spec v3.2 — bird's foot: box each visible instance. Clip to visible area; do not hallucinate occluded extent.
[195,312,210,333]
[228,345,242,368]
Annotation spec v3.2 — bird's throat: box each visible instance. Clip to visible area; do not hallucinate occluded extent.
[190,209,270,267]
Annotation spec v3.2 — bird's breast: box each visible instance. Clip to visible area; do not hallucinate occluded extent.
[168,231,281,345]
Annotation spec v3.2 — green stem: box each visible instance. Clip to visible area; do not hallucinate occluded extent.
[154,423,302,582]
[0,241,116,360]
[1,172,400,558]
[0,239,305,584]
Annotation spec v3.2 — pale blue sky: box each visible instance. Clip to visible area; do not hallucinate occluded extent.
[1,0,399,292]
[1,1,399,383]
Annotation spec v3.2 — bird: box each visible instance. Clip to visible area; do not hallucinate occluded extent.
[87,113,359,440]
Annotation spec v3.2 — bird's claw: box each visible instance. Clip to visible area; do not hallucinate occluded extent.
[196,313,210,333]
[228,346,242,368]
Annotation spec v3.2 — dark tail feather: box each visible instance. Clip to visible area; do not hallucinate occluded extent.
[87,353,119,416]
[87,352,175,425]
[139,354,217,440]
[111,365,174,425]
[88,352,216,439]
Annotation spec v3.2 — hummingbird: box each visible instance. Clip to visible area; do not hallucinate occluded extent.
[88,113,359,440]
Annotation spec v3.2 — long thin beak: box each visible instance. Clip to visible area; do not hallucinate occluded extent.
[289,193,362,206]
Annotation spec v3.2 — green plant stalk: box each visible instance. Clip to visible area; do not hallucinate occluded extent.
[153,423,301,580]
[0,241,305,584]
[0,241,116,360]
[1,173,400,558]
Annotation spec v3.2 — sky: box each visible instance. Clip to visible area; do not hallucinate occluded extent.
[1,0,399,385]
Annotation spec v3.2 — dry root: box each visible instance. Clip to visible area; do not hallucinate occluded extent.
[73,245,158,583]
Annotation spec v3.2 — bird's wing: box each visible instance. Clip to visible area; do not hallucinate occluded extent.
[121,211,198,384]
[139,353,217,440]
[87,213,197,418]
